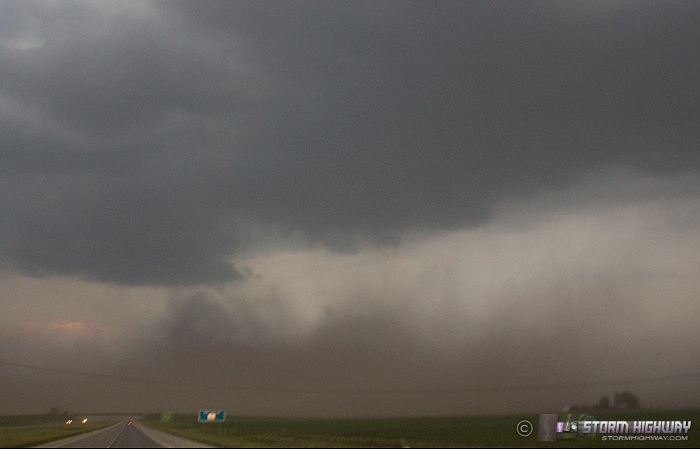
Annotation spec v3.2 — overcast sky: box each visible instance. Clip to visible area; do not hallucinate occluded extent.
[1,0,699,417]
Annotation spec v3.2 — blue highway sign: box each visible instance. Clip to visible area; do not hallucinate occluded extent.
[198,410,226,423]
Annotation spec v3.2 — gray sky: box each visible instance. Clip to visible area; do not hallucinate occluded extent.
[1,0,699,416]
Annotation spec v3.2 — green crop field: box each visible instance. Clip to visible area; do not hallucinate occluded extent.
[0,414,70,427]
[140,409,699,448]
[0,416,114,448]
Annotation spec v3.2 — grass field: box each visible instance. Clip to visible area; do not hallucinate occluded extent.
[140,409,699,448]
[0,414,71,427]
[0,416,114,448]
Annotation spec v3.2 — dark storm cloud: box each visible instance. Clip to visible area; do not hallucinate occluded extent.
[164,292,243,345]
[1,1,699,285]
[2,196,700,416]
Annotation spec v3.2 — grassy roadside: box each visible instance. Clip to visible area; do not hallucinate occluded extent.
[0,421,114,448]
[139,414,525,447]
[140,409,700,448]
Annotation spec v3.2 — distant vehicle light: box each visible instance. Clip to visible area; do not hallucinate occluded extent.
[82,418,88,424]
[66,420,73,425]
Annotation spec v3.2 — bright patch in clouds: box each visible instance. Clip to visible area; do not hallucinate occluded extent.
[17,320,108,337]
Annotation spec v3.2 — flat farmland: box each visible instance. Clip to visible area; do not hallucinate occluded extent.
[140,409,700,448]
[0,415,114,448]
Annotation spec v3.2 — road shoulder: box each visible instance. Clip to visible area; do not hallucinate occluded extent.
[134,422,214,448]
[33,423,121,448]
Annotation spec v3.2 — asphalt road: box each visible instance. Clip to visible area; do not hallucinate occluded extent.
[38,421,167,448]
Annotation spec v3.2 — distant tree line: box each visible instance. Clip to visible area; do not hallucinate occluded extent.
[47,407,70,417]
[568,390,640,412]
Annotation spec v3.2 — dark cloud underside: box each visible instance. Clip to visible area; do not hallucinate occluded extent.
[1,1,699,284]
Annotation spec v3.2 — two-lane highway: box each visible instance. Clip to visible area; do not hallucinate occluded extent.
[35,420,210,448]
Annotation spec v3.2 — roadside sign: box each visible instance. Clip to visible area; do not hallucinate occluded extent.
[198,410,225,423]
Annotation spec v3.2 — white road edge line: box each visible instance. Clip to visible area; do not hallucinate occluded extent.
[107,423,127,448]
[32,422,122,448]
